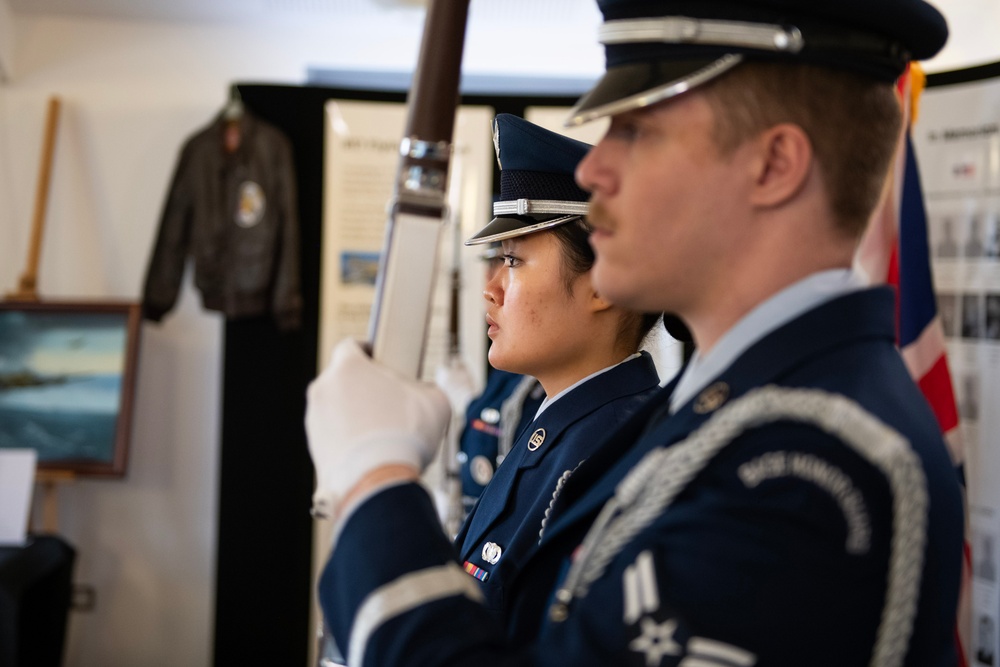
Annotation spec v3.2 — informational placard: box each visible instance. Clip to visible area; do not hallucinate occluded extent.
[312,100,495,666]
[319,100,495,385]
[914,71,1000,667]
[0,449,36,545]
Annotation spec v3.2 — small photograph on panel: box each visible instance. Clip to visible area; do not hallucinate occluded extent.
[985,212,1000,260]
[975,532,998,582]
[958,372,980,422]
[986,294,1000,341]
[938,292,958,338]
[340,251,380,286]
[963,293,985,339]
[935,215,960,259]
[965,214,986,259]
[978,614,996,666]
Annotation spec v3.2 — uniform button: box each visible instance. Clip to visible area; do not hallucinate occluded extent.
[694,381,729,414]
[470,455,494,485]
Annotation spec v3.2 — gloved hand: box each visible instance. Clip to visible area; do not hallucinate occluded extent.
[306,338,451,519]
[434,357,477,414]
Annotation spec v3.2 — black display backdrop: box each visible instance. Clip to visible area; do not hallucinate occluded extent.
[214,82,588,666]
[214,61,1000,661]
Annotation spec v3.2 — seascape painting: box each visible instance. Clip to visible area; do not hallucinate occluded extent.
[0,302,140,476]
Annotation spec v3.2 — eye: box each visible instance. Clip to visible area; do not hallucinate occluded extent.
[502,254,521,268]
[606,117,640,142]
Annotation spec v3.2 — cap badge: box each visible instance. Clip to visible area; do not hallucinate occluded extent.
[492,118,502,169]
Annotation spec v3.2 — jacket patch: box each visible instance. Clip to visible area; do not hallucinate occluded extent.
[235,180,266,228]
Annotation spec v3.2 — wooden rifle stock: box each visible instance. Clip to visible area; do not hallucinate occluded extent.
[367,0,471,378]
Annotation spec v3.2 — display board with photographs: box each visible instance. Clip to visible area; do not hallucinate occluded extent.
[915,65,1000,666]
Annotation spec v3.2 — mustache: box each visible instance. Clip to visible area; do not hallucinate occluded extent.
[586,202,616,232]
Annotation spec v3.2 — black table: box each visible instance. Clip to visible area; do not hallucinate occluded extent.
[0,535,75,667]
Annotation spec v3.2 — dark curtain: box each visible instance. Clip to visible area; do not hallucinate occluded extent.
[213,82,584,665]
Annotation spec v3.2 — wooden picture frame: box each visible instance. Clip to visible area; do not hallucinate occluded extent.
[0,300,142,477]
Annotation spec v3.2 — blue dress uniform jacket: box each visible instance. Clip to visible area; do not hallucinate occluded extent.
[319,287,964,667]
[454,353,659,633]
[458,370,543,516]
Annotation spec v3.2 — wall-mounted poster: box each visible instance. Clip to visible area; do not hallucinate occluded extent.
[0,301,141,477]
[914,65,1000,666]
[313,100,495,665]
[319,100,495,386]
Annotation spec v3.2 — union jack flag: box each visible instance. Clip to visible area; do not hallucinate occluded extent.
[857,63,971,666]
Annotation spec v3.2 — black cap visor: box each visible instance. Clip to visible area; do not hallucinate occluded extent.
[465,214,584,246]
[568,53,744,126]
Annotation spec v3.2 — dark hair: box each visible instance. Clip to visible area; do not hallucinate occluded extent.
[549,218,595,293]
[549,218,660,352]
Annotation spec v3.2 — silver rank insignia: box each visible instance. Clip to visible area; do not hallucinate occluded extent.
[694,381,729,414]
[482,541,502,564]
[528,428,546,451]
[629,617,681,665]
[470,455,494,486]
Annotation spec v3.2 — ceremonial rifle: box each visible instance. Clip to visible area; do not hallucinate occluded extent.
[442,209,466,538]
[317,1,471,663]
[367,0,472,379]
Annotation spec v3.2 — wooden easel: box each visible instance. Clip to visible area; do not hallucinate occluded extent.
[34,470,74,533]
[7,95,60,303]
[4,96,76,533]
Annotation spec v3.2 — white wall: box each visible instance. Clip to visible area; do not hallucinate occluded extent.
[0,6,603,667]
[0,0,12,80]
[0,2,997,666]
[923,0,1000,73]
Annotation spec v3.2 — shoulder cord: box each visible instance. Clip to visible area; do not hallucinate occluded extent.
[548,385,928,667]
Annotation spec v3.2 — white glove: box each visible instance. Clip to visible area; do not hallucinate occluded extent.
[306,338,451,519]
[434,357,477,414]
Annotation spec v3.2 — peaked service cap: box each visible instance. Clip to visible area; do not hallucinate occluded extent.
[465,114,593,246]
[568,0,949,125]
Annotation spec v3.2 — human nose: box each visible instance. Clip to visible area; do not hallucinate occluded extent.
[483,269,503,305]
[575,139,616,197]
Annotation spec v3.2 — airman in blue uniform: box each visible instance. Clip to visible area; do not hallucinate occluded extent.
[453,114,661,622]
[455,367,543,516]
[306,0,965,665]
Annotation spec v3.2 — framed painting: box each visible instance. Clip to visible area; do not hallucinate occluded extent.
[0,301,142,477]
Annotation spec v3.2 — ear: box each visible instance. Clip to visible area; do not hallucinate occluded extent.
[590,290,614,313]
[577,272,614,313]
[748,123,813,208]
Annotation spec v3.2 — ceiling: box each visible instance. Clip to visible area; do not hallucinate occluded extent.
[5,0,593,23]
[7,0,409,21]
[6,0,997,72]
